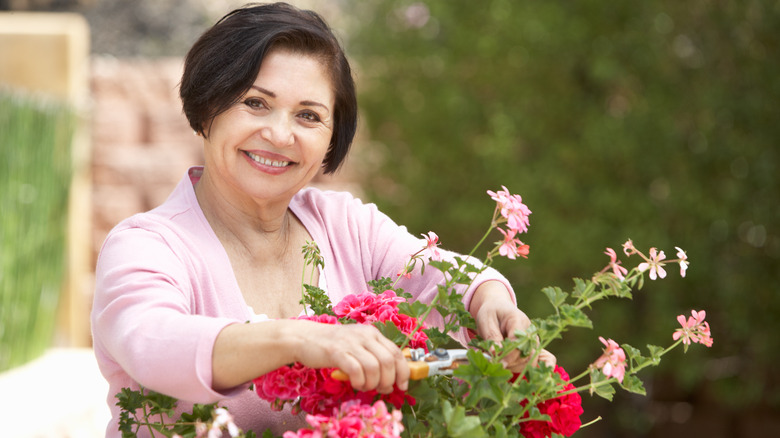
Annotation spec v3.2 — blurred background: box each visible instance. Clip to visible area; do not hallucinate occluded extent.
[0,0,777,437]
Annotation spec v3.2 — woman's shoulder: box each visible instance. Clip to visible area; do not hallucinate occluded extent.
[293,186,377,216]
[100,195,210,261]
[103,168,210,247]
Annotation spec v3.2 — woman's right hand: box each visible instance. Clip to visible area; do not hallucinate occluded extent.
[212,319,409,393]
[294,322,410,393]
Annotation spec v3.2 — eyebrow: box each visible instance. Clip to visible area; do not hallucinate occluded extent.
[250,85,330,111]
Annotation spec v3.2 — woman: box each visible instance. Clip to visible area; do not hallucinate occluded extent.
[91,3,543,436]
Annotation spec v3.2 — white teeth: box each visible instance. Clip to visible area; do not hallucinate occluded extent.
[246,151,290,167]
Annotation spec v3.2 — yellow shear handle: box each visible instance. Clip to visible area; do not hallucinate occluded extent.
[330,361,429,381]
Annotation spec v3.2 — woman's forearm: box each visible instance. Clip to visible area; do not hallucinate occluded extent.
[211,320,304,391]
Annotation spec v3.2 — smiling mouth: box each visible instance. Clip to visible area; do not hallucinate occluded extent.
[244,151,293,168]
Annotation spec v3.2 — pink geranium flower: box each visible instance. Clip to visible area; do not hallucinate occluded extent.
[284,401,403,438]
[396,264,412,279]
[592,337,627,383]
[675,246,689,277]
[673,309,714,348]
[497,228,530,260]
[637,247,667,280]
[487,186,532,234]
[487,185,513,207]
[603,248,628,280]
[622,239,635,257]
[421,231,442,261]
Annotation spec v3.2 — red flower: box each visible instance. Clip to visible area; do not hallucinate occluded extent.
[333,293,378,323]
[254,362,319,401]
[517,365,583,438]
[256,290,424,417]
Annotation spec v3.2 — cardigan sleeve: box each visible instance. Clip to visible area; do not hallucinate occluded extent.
[92,225,244,403]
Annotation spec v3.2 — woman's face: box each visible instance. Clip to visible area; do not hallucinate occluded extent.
[203,49,335,205]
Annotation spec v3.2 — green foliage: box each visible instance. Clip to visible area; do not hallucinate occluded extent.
[300,284,336,316]
[115,387,256,438]
[116,236,707,437]
[0,90,73,371]
[347,0,780,423]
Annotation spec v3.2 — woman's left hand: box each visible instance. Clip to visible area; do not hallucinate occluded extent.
[470,280,556,373]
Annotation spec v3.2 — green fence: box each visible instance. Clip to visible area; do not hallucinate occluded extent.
[0,90,73,372]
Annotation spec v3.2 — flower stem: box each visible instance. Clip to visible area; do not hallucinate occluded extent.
[399,283,445,350]
[465,221,497,261]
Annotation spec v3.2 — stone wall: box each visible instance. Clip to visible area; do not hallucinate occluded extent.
[90,56,202,262]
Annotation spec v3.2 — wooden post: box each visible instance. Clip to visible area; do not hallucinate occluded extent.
[0,12,92,347]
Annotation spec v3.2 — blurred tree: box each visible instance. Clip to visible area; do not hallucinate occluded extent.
[347,0,779,435]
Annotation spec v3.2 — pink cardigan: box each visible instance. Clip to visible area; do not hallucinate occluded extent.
[92,167,515,436]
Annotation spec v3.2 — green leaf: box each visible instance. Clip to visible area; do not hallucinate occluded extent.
[620,374,646,395]
[300,284,335,316]
[559,304,593,328]
[454,350,513,406]
[367,277,397,294]
[373,320,409,345]
[647,344,664,366]
[429,401,487,438]
[398,300,428,319]
[423,326,451,347]
[588,368,615,401]
[621,342,656,369]
[572,278,589,298]
[428,260,454,273]
[115,387,146,412]
[541,286,567,309]
[144,390,178,418]
[178,402,217,425]
[491,421,509,438]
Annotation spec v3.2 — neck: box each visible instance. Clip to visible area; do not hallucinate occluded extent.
[194,168,294,257]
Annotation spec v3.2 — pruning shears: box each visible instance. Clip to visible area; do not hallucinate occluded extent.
[331,347,471,381]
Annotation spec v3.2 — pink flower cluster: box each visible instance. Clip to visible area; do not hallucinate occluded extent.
[601,240,690,283]
[620,240,690,280]
[488,186,532,259]
[253,290,426,416]
[515,365,584,438]
[283,400,403,438]
[332,290,429,350]
[592,337,627,383]
[673,309,714,347]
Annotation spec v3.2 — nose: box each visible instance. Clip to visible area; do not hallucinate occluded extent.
[259,111,294,148]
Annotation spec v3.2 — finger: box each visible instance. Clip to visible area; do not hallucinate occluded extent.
[337,352,367,389]
[499,310,532,340]
[476,313,504,342]
[502,349,531,373]
[364,340,399,394]
[374,333,409,392]
[394,351,410,391]
[538,349,557,367]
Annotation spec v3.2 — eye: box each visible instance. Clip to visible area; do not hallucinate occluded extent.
[243,97,267,110]
[299,110,322,123]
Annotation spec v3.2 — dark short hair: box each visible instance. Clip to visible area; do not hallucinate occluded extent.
[180,2,357,174]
